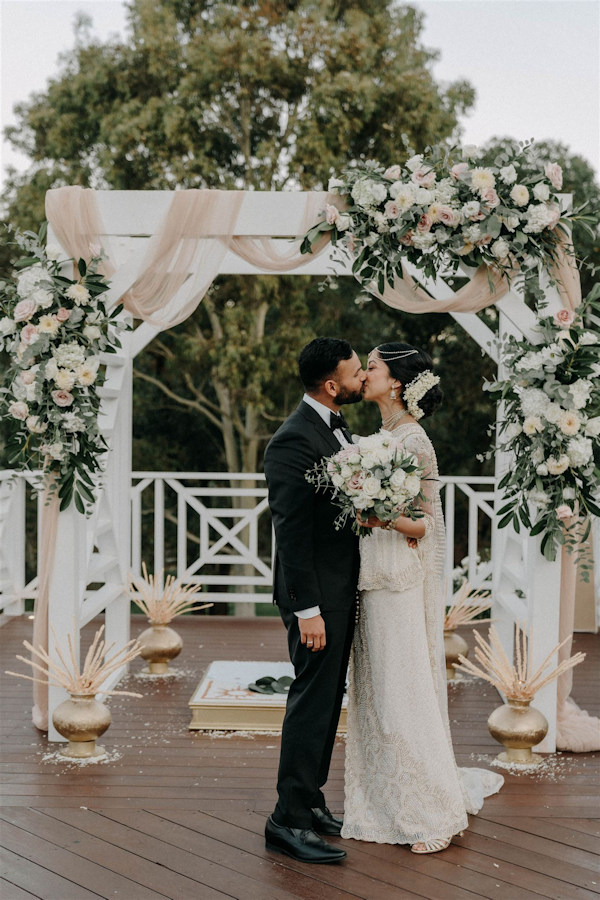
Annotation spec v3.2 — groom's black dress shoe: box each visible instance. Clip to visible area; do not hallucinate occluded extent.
[311,806,343,836]
[265,816,346,863]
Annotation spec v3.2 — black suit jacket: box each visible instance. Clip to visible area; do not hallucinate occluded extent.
[264,401,360,613]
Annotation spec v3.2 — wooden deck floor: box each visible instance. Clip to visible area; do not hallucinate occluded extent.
[0,615,598,900]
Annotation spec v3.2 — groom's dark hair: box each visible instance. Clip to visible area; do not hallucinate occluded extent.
[298,337,353,392]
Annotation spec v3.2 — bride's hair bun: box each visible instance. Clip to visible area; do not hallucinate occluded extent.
[377,342,442,419]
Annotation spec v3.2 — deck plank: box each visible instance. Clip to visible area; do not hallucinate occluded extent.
[0,615,598,900]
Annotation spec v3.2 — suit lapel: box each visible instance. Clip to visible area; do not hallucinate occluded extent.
[298,401,342,455]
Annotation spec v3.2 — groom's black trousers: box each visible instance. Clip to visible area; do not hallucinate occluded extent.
[274,604,356,829]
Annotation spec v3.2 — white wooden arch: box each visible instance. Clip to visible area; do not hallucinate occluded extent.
[6,191,575,746]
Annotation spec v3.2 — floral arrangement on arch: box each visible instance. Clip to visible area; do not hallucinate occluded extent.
[300,141,589,292]
[0,225,125,513]
[481,283,600,566]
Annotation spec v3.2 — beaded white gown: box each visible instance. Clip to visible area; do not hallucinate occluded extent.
[342,423,503,845]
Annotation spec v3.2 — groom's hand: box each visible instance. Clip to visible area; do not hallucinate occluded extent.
[299,614,326,652]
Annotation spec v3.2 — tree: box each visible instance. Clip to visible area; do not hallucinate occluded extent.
[3,0,476,477]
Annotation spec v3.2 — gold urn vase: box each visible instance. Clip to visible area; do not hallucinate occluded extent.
[444,629,469,680]
[52,693,111,759]
[138,623,182,674]
[487,697,548,765]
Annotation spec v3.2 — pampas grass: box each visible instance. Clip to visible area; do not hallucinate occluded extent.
[128,563,213,625]
[444,581,492,631]
[454,622,585,700]
[6,625,142,697]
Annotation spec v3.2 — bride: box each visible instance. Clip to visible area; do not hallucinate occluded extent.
[341,342,503,854]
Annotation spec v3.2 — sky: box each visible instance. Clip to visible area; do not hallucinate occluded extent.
[1,0,599,188]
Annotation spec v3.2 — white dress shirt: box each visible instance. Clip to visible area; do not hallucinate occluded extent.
[294,395,349,619]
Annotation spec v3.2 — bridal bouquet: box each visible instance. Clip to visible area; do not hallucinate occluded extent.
[306,431,426,537]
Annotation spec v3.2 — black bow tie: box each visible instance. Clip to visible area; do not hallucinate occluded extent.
[329,412,349,432]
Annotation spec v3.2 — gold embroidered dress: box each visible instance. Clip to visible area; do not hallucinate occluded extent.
[342,423,503,844]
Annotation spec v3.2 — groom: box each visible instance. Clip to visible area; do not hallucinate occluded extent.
[263,337,365,864]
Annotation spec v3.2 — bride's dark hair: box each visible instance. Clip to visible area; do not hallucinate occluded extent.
[377,342,443,419]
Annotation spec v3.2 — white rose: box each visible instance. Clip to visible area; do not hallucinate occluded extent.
[41,442,65,461]
[462,200,481,218]
[499,164,517,184]
[510,184,530,207]
[336,214,352,232]
[44,358,59,381]
[405,154,424,172]
[83,324,102,342]
[584,416,600,437]
[404,474,421,496]
[533,182,550,201]
[26,415,47,434]
[0,317,16,336]
[544,402,563,424]
[562,487,576,501]
[502,215,520,232]
[389,468,407,489]
[491,238,510,260]
[536,464,549,476]
[362,476,382,498]
[331,473,344,488]
[45,243,63,261]
[30,288,54,309]
[567,436,593,468]
[505,422,522,440]
[531,447,545,465]
[578,332,598,346]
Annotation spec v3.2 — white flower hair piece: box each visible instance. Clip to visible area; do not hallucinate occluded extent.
[403,370,440,420]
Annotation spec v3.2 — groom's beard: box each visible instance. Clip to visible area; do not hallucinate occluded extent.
[334,385,364,406]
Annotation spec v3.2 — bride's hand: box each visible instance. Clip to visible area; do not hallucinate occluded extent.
[356,513,388,529]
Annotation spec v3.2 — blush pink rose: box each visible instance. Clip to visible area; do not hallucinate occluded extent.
[383,165,401,181]
[20,369,36,385]
[9,400,29,420]
[545,162,563,190]
[399,230,414,246]
[14,299,37,322]
[476,233,492,246]
[325,204,339,225]
[556,504,572,521]
[56,307,71,322]
[51,389,74,407]
[450,162,469,180]
[384,200,400,219]
[481,188,500,208]
[411,167,436,188]
[437,206,458,227]
[553,309,575,328]
[20,324,39,346]
[417,214,432,233]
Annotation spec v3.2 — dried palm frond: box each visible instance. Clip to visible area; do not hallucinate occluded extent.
[128,563,213,625]
[444,581,492,631]
[454,622,585,700]
[6,625,142,697]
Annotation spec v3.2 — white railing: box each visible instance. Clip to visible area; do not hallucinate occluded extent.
[1,470,495,612]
